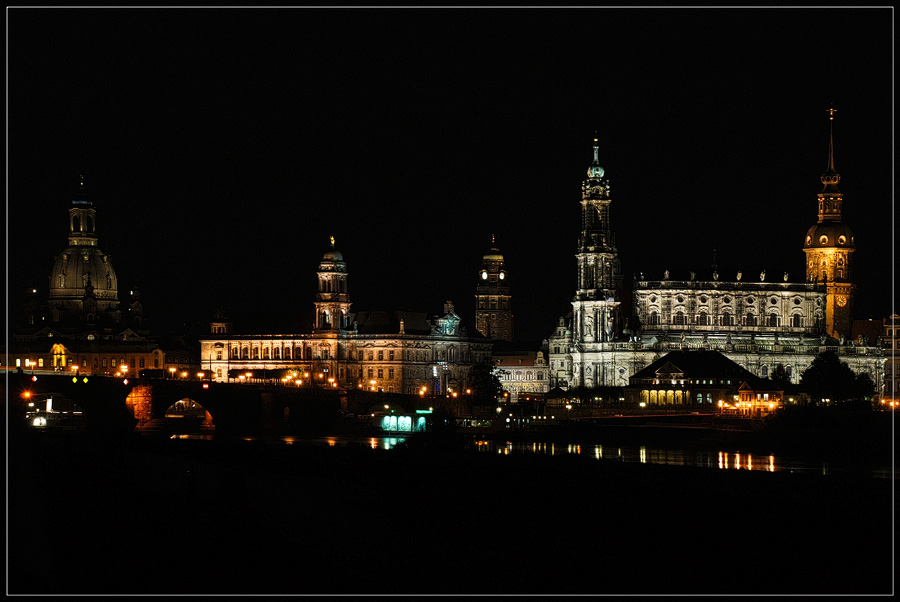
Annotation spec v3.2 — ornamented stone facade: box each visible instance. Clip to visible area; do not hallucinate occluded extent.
[493,350,549,402]
[199,242,493,395]
[549,117,884,395]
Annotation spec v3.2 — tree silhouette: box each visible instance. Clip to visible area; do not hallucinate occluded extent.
[800,351,873,404]
[468,362,503,405]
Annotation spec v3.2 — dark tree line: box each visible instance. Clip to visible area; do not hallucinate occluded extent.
[800,350,875,405]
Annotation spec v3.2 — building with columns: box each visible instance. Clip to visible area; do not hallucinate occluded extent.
[199,240,493,395]
[548,115,884,401]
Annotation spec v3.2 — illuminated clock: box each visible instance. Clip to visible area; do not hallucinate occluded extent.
[836,296,847,307]
[499,272,505,280]
[481,271,488,280]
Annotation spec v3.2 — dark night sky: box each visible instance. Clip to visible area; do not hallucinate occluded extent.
[7,7,895,342]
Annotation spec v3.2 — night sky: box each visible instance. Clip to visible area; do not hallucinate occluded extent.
[7,7,894,342]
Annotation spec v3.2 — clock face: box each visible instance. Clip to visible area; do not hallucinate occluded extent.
[499,272,505,280]
[836,295,847,307]
[481,271,488,280]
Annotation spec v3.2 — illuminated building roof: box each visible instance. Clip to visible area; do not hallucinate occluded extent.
[322,235,343,262]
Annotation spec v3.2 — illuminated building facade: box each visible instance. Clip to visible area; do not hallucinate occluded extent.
[624,349,783,418]
[8,178,162,376]
[549,121,884,395]
[493,350,550,402]
[474,237,513,341]
[882,314,899,407]
[199,242,493,394]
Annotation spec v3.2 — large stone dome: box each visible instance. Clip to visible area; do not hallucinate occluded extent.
[804,222,855,250]
[47,180,120,319]
[49,247,119,306]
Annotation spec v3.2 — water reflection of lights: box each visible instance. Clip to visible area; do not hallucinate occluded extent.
[326,437,338,447]
[473,441,849,476]
[368,437,405,450]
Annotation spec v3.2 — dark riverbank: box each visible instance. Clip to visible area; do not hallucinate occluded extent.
[8,427,894,595]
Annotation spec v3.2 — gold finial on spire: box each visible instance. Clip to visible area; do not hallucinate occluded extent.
[827,107,837,120]
[330,235,335,247]
[491,233,495,245]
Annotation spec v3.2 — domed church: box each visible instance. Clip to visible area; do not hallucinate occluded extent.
[46,177,122,327]
[8,178,163,376]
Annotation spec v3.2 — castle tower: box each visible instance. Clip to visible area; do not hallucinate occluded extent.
[314,236,351,331]
[803,108,856,339]
[572,137,623,346]
[474,235,513,341]
[47,176,121,324]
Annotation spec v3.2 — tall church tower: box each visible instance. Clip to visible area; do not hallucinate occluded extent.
[572,137,623,346]
[803,108,856,340]
[474,235,513,341]
[314,237,351,331]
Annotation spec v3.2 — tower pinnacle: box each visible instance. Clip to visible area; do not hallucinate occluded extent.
[821,107,840,193]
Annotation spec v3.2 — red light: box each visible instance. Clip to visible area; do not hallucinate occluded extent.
[123,379,129,385]
[31,375,37,382]
[202,383,209,389]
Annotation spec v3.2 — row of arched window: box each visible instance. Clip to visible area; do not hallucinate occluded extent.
[646,311,814,328]
[502,371,546,381]
[232,346,314,360]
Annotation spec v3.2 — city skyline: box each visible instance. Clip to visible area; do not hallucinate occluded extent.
[8,7,894,341]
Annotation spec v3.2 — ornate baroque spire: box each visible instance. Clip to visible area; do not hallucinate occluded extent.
[821,107,841,193]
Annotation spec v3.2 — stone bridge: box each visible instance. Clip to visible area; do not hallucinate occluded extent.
[6,371,354,439]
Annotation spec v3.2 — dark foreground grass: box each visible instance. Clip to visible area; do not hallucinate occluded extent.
[8,429,894,595]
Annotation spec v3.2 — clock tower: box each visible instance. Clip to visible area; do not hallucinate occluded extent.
[803,108,856,340]
[474,236,513,341]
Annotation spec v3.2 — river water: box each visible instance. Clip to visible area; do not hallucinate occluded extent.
[170,433,896,479]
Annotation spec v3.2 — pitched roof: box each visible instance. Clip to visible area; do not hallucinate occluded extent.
[630,349,758,382]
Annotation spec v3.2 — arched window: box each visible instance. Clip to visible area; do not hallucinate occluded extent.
[242,347,249,359]
[673,312,685,325]
[761,365,769,378]
[649,311,659,326]
[274,348,280,359]
[698,312,709,326]
[767,313,778,327]
[263,348,269,359]
[745,312,756,326]
[722,313,734,326]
